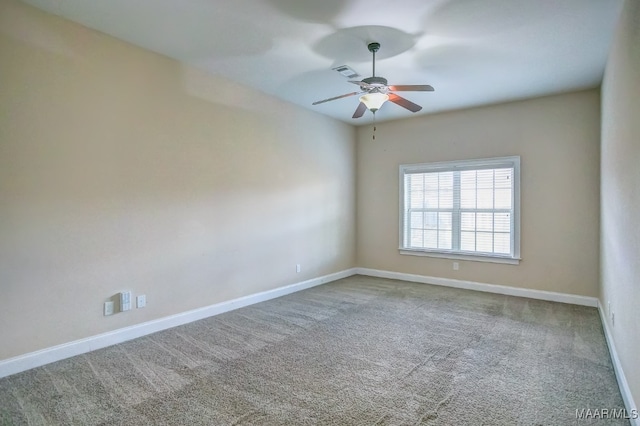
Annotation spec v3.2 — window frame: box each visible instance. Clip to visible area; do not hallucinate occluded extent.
[398,156,521,264]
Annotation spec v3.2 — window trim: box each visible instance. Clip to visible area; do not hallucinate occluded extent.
[398,156,521,264]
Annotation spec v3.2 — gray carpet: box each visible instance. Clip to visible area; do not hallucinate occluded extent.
[0,275,627,425]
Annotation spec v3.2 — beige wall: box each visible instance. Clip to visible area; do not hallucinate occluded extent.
[600,0,640,411]
[0,0,355,360]
[357,90,601,297]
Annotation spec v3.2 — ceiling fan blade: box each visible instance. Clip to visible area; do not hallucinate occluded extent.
[312,92,361,105]
[389,93,422,113]
[352,102,367,119]
[388,85,434,92]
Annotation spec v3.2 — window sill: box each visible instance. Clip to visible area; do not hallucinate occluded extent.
[399,249,521,265]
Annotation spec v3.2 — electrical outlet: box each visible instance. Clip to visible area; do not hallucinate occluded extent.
[296,264,301,273]
[136,295,146,308]
[453,262,459,271]
[104,301,114,316]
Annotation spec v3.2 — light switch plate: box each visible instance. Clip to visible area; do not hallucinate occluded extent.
[120,291,131,311]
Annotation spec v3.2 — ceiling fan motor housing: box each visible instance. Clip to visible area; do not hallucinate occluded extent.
[362,76,388,86]
[362,76,388,92]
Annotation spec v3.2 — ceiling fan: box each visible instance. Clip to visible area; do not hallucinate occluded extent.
[312,42,434,118]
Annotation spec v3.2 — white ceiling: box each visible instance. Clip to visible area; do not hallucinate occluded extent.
[22,0,623,125]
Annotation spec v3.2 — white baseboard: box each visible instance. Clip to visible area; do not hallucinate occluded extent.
[355,268,599,307]
[0,268,357,379]
[597,301,639,426]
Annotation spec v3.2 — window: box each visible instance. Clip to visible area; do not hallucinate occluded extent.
[399,156,520,264]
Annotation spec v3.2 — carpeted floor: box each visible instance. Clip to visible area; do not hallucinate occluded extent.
[0,275,627,425]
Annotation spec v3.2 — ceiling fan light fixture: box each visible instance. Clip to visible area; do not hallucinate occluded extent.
[359,92,389,112]
[312,42,432,118]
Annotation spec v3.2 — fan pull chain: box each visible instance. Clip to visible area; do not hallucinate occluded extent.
[373,111,377,140]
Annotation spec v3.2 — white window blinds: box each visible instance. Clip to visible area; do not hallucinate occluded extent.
[400,157,520,261]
